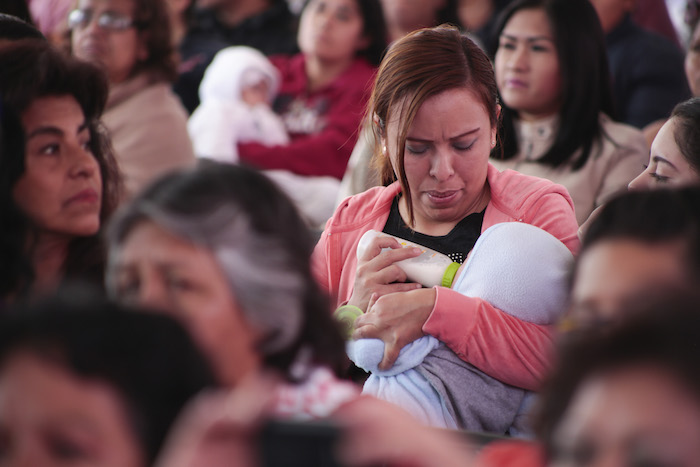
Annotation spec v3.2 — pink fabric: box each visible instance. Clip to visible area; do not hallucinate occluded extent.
[270,367,360,420]
[29,0,72,38]
[312,164,579,390]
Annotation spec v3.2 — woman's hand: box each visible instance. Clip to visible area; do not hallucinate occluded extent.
[352,287,437,370]
[347,235,423,311]
[154,372,279,467]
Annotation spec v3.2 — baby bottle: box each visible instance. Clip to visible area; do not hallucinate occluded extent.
[356,230,461,288]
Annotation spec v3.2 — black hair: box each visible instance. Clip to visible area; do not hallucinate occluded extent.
[0,1,34,25]
[0,39,122,299]
[670,97,700,174]
[0,289,216,464]
[489,0,616,170]
[0,13,45,41]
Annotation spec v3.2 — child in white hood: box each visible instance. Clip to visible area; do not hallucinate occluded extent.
[188,46,289,162]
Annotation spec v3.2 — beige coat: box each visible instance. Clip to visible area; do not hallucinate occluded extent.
[103,73,196,199]
[490,114,648,225]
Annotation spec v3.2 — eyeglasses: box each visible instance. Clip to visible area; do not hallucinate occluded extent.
[67,9,137,32]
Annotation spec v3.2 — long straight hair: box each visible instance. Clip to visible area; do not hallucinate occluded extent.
[489,0,616,170]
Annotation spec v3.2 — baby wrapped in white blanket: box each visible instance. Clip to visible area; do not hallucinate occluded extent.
[347,222,573,433]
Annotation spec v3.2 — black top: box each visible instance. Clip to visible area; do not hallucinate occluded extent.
[382,196,484,264]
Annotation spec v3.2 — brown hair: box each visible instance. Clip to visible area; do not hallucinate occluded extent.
[367,25,500,226]
[130,0,177,82]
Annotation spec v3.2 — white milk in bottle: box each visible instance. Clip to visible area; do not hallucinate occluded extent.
[356,230,460,288]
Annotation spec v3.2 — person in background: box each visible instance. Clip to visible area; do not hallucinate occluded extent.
[0,292,215,466]
[489,0,648,226]
[568,187,700,329]
[0,39,121,303]
[590,0,691,129]
[537,300,700,466]
[629,97,700,190]
[236,0,387,227]
[107,162,357,417]
[188,45,289,163]
[68,0,195,200]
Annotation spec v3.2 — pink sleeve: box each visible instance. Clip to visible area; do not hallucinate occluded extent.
[423,288,554,391]
[311,229,331,294]
[238,91,368,180]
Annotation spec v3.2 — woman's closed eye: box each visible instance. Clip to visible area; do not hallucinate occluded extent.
[453,141,475,152]
[650,172,670,183]
[406,144,429,155]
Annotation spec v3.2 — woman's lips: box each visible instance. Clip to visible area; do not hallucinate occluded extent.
[504,78,527,89]
[65,188,100,206]
[425,190,459,206]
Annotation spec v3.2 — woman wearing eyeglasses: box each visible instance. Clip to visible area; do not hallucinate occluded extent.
[68,0,195,200]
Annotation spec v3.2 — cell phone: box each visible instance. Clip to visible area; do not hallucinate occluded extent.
[258,419,343,467]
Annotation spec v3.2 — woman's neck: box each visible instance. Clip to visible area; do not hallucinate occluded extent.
[304,55,354,94]
[30,233,70,295]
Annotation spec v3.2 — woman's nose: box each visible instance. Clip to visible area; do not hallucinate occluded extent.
[429,151,455,182]
[69,147,98,179]
[628,169,648,191]
[136,278,170,311]
[508,45,528,70]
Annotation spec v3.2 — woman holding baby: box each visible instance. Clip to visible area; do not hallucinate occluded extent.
[312,25,580,403]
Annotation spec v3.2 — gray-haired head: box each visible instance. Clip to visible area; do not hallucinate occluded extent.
[106,161,346,380]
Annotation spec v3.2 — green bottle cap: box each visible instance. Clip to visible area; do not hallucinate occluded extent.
[333,305,363,339]
[441,262,461,288]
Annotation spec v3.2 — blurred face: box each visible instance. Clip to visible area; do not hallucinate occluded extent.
[297,0,369,65]
[379,0,445,34]
[686,25,700,97]
[495,8,562,122]
[109,221,261,387]
[383,87,496,236]
[629,118,700,190]
[12,96,102,240]
[0,351,145,467]
[71,0,147,84]
[551,365,700,466]
[570,238,687,328]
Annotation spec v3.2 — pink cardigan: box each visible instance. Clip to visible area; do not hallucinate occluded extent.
[312,164,579,390]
